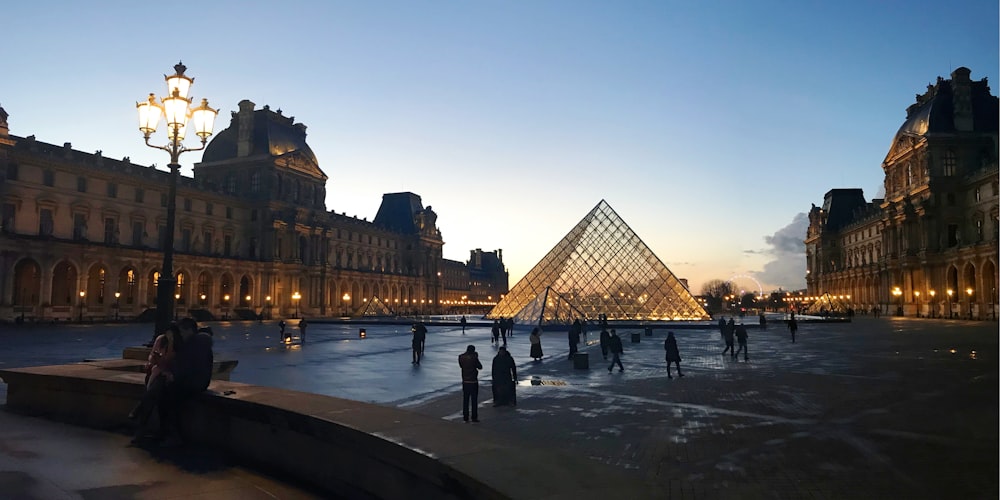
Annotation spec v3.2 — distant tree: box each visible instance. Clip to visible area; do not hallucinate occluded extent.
[701,279,734,310]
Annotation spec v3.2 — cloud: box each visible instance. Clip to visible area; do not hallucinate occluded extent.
[753,213,808,290]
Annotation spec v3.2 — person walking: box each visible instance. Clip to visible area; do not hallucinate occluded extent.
[412,322,427,365]
[529,327,544,361]
[722,321,736,358]
[787,316,798,343]
[664,331,684,378]
[458,345,482,423]
[718,316,726,339]
[279,320,288,342]
[567,323,580,360]
[735,322,749,361]
[599,328,610,360]
[491,346,517,406]
[758,313,767,330]
[500,318,508,345]
[607,329,624,373]
[491,320,500,345]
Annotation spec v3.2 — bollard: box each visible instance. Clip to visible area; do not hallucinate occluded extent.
[631,332,641,343]
[573,352,589,369]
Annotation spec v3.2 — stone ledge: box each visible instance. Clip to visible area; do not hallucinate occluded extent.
[0,363,656,499]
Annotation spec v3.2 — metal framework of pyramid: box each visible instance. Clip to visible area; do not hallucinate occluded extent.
[487,200,709,324]
[356,295,395,317]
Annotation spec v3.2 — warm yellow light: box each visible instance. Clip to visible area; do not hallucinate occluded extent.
[200,294,207,300]
[929,290,936,297]
[190,98,218,140]
[914,291,920,298]
[114,291,121,299]
[175,293,180,300]
[245,295,251,302]
[966,288,973,296]
[265,295,271,302]
[136,93,162,136]
[342,293,350,301]
[164,62,193,99]
[292,292,301,300]
[79,291,86,298]
[224,294,230,301]
[947,289,954,297]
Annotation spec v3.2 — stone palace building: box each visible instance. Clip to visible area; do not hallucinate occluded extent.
[805,67,998,319]
[0,100,507,322]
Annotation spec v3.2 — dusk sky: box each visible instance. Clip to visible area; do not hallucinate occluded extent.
[3,1,997,294]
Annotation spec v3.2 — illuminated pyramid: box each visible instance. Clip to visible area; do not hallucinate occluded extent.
[488,200,709,324]
[357,295,395,318]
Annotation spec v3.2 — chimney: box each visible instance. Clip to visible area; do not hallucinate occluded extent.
[237,99,255,157]
[951,67,974,132]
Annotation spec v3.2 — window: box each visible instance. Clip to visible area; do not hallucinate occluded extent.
[158,225,167,248]
[975,187,981,202]
[226,207,232,219]
[43,170,54,186]
[181,228,191,251]
[946,193,955,206]
[250,172,260,193]
[184,198,191,212]
[227,176,236,194]
[203,231,213,254]
[77,176,87,192]
[73,213,87,240]
[39,209,54,236]
[4,163,17,180]
[251,209,257,222]
[135,188,145,203]
[132,221,143,246]
[943,150,957,176]
[1,203,15,233]
[107,182,117,198]
[276,237,282,259]
[206,202,213,216]
[223,235,232,256]
[249,237,257,258]
[103,218,116,245]
[947,224,959,247]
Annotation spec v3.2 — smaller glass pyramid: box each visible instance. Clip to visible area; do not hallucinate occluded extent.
[488,200,709,324]
[357,295,395,317]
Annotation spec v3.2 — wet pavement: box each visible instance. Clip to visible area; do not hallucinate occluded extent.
[1,316,997,499]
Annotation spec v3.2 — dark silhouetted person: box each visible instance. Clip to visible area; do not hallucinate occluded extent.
[491,346,517,406]
[298,318,308,341]
[412,322,427,365]
[664,331,683,378]
[491,320,500,344]
[460,315,467,334]
[130,323,181,433]
[787,316,798,343]
[735,322,749,361]
[567,322,581,360]
[279,320,289,342]
[459,345,482,422]
[722,322,736,357]
[607,329,624,373]
[718,317,726,339]
[529,327,543,361]
[500,318,509,345]
[151,317,213,445]
[599,328,610,360]
[759,313,767,330]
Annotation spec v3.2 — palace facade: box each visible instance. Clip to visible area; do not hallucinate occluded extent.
[0,100,508,323]
[805,67,998,318]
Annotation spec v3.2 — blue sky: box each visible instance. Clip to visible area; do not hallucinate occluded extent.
[3,1,997,293]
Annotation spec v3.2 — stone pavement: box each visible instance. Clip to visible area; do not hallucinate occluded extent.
[1,317,997,499]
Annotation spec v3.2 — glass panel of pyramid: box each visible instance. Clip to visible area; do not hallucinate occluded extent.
[357,295,395,317]
[488,200,709,324]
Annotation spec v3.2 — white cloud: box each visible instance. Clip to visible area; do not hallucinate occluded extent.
[752,213,808,290]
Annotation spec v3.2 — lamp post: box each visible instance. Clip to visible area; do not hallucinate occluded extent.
[947,289,954,318]
[292,291,301,318]
[223,294,230,320]
[966,288,974,320]
[928,290,936,318]
[892,287,903,316]
[265,295,272,320]
[136,62,218,339]
[78,290,86,322]
[114,291,121,321]
[913,291,921,318]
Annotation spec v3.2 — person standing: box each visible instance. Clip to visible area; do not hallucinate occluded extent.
[298,318,308,342]
[458,345,482,422]
[599,328,610,360]
[460,315,467,335]
[664,331,684,379]
[607,329,624,373]
[758,313,767,330]
[279,320,288,342]
[412,322,427,365]
[735,322,749,361]
[491,346,517,406]
[567,322,580,360]
[718,316,726,339]
[529,327,544,361]
[787,316,798,343]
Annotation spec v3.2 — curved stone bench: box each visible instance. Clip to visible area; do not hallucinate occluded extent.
[0,362,652,499]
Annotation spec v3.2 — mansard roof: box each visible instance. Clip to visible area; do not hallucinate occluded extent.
[893,67,998,140]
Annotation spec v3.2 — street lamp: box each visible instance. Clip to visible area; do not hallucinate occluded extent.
[223,294,230,320]
[914,291,921,318]
[892,287,903,316]
[928,290,936,318]
[947,289,954,318]
[114,291,121,321]
[292,291,301,318]
[78,290,86,322]
[245,294,252,307]
[966,288,974,320]
[266,295,272,320]
[136,62,218,339]
[174,293,181,320]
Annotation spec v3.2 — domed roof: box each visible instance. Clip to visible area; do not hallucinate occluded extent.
[892,67,998,142]
[202,104,319,167]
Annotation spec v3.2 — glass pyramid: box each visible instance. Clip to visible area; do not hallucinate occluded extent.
[357,295,395,318]
[488,200,709,324]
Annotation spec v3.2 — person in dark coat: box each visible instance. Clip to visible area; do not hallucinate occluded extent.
[567,323,580,360]
[718,317,726,339]
[491,320,500,344]
[758,313,767,330]
[412,322,427,365]
[722,321,736,357]
[735,322,749,361]
[607,329,624,373]
[787,316,798,343]
[529,327,543,361]
[664,331,683,378]
[298,318,308,341]
[599,328,611,360]
[458,345,482,422]
[460,315,467,334]
[491,346,517,406]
